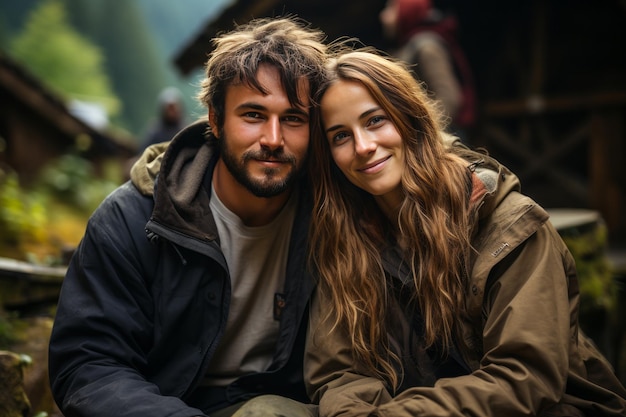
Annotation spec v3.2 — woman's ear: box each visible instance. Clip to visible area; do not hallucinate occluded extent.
[208,109,219,138]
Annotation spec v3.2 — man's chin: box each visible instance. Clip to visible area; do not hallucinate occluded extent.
[246,177,291,198]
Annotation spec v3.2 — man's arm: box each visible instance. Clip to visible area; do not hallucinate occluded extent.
[48,184,206,417]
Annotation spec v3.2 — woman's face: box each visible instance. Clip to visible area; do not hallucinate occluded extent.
[321,79,405,210]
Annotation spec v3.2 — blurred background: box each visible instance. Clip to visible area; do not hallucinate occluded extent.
[0,0,625,415]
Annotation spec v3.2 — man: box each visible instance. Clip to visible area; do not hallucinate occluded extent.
[48,16,327,417]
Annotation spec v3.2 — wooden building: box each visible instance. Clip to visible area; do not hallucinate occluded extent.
[0,53,136,185]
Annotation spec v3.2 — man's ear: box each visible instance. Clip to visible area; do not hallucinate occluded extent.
[208,109,219,138]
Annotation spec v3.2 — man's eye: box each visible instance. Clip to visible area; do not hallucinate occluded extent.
[284,115,305,123]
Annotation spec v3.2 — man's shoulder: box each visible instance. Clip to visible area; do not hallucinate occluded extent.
[89,181,153,229]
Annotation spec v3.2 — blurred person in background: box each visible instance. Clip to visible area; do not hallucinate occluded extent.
[139,86,187,152]
[125,86,187,180]
[380,0,475,140]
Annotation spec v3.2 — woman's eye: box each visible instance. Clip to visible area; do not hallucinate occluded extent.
[368,115,385,126]
[330,131,349,144]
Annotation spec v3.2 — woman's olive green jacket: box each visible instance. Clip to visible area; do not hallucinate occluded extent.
[305,144,626,417]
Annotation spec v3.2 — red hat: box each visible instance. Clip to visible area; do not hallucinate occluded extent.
[396,0,432,42]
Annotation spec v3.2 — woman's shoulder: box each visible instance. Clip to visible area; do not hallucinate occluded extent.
[474,191,549,257]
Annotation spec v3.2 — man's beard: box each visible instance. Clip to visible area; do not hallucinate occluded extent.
[218,133,301,198]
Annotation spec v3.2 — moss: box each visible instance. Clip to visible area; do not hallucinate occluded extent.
[560,220,616,315]
[0,312,18,349]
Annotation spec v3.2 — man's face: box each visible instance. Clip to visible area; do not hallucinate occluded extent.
[212,64,310,198]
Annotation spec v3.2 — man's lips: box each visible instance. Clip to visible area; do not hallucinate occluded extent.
[245,150,295,165]
[255,158,288,164]
[252,158,294,170]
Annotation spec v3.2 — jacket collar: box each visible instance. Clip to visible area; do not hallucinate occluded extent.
[131,120,221,244]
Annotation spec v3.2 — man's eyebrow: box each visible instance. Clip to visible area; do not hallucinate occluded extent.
[284,107,309,117]
[236,102,309,117]
[235,102,266,111]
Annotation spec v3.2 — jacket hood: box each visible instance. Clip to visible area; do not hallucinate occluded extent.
[443,134,521,218]
[131,120,220,243]
[130,141,169,196]
[472,153,521,220]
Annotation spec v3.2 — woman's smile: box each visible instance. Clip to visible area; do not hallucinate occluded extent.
[321,79,404,208]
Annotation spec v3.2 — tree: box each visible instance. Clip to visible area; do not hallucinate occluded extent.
[64,0,168,135]
[9,0,120,116]
[0,0,39,48]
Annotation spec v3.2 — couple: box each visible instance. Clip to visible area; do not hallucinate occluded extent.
[48,16,626,417]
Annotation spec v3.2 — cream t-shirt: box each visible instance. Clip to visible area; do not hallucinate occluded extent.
[201,185,297,386]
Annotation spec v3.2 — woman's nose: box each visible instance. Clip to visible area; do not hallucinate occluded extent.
[354,131,376,155]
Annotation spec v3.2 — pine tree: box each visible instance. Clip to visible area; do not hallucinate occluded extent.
[64,0,168,135]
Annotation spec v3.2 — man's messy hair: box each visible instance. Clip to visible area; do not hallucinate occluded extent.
[198,16,327,131]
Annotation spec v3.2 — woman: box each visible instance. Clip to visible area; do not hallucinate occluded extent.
[305,49,626,417]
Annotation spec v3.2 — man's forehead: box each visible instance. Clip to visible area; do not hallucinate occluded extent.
[228,67,311,109]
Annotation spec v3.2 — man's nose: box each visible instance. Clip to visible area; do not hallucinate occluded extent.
[260,117,283,149]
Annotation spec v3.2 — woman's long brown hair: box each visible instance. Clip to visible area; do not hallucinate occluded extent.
[308,50,475,390]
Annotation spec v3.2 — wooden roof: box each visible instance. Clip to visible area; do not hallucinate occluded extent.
[174,0,388,76]
[0,53,136,158]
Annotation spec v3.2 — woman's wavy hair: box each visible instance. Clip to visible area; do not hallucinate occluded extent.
[309,48,475,390]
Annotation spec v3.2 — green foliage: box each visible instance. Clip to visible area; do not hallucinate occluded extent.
[561,222,616,315]
[0,154,122,265]
[0,312,17,349]
[0,170,48,245]
[39,153,119,213]
[64,0,168,134]
[9,0,120,115]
